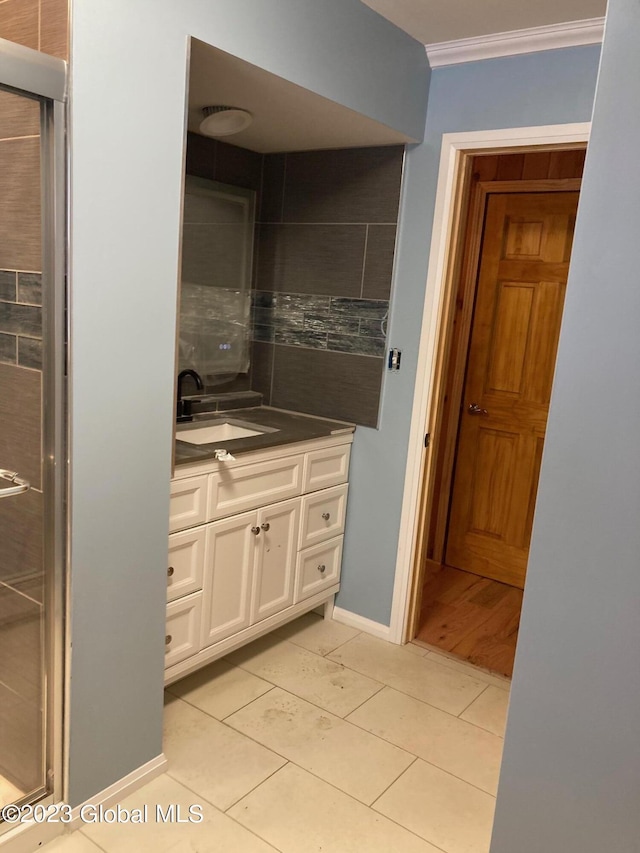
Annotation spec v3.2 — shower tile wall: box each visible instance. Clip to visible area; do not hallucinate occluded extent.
[183,135,404,426]
[253,146,404,426]
[0,0,68,797]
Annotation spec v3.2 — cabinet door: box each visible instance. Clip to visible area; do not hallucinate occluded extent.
[169,475,208,533]
[299,484,348,549]
[201,511,257,647]
[251,498,301,624]
[167,527,205,602]
[165,592,202,668]
[296,536,343,603]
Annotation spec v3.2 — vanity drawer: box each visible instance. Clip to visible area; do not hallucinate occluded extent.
[208,455,304,520]
[303,444,351,493]
[169,475,208,533]
[165,592,202,668]
[167,528,205,602]
[296,536,343,602]
[299,484,348,549]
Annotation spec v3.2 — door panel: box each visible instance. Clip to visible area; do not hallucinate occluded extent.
[445,192,579,588]
[251,498,300,623]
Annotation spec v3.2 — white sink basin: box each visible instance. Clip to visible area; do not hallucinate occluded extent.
[177,421,268,445]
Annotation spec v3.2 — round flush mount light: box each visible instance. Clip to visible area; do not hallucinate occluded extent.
[199,105,253,138]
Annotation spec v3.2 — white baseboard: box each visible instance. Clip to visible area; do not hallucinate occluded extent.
[70,753,167,825]
[0,754,167,852]
[332,606,392,641]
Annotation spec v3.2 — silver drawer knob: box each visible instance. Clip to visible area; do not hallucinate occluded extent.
[165,634,172,645]
[322,512,331,521]
[261,522,270,532]
[317,564,326,574]
[167,566,175,578]
[251,526,261,535]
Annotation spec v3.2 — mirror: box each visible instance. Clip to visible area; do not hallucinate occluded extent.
[178,176,256,386]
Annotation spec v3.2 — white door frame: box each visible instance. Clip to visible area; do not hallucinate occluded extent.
[388,122,591,645]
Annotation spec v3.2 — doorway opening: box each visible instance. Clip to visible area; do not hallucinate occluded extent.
[410,147,585,677]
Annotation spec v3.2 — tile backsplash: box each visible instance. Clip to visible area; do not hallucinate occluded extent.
[184,134,405,427]
[0,269,43,370]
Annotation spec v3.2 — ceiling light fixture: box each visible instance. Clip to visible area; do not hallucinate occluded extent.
[199,105,253,138]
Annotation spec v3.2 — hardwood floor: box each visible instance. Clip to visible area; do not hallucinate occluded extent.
[415,565,523,678]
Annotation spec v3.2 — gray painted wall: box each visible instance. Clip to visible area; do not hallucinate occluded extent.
[68,0,428,806]
[338,44,601,625]
[491,2,640,849]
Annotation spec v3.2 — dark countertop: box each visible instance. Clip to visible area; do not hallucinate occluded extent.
[174,406,355,467]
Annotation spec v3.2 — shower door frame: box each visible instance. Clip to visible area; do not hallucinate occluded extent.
[0,37,67,819]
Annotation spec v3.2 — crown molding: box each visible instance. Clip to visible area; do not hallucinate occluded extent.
[426,17,605,68]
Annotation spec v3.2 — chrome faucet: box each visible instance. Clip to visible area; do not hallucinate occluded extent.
[176,369,204,421]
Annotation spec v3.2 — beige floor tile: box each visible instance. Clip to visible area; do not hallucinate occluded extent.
[81,774,276,852]
[229,763,442,853]
[328,634,486,715]
[374,759,496,853]
[226,687,414,805]
[163,695,285,810]
[348,687,503,794]
[425,649,512,690]
[273,612,359,656]
[167,659,274,720]
[405,642,429,656]
[40,834,103,853]
[227,633,382,717]
[461,685,510,737]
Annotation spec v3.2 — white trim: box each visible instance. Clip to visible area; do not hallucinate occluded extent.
[388,123,591,646]
[0,755,167,851]
[332,606,391,640]
[69,754,168,825]
[426,17,604,67]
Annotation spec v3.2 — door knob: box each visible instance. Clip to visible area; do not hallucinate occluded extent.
[322,512,331,521]
[0,469,30,498]
[251,526,261,535]
[261,522,270,532]
[467,403,488,416]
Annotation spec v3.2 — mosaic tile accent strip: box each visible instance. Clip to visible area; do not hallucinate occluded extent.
[251,291,387,358]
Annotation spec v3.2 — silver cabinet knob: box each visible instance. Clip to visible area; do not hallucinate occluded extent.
[261,522,270,532]
[251,526,261,535]
[322,512,331,521]
[167,566,175,578]
[165,634,172,645]
[317,564,326,574]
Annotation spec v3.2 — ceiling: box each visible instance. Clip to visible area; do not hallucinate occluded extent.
[359,0,606,44]
[187,39,413,154]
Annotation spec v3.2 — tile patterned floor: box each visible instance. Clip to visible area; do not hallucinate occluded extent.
[40,613,510,853]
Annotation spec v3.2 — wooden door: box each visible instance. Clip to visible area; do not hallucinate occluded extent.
[445,191,579,588]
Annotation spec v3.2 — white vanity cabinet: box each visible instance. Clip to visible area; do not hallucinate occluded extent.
[164,434,352,684]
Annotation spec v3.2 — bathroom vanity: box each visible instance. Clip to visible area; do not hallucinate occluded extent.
[164,408,353,684]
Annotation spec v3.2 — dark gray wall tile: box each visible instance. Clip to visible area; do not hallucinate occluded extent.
[0,271,16,301]
[274,328,327,348]
[259,153,285,223]
[185,131,215,180]
[252,324,275,343]
[250,341,274,405]
[0,302,41,337]
[17,272,41,306]
[0,682,42,793]
[0,333,16,364]
[0,361,42,489]
[18,336,41,370]
[271,345,383,427]
[0,586,42,703]
[214,139,262,192]
[257,224,366,296]
[0,487,42,589]
[362,224,397,300]
[283,145,404,224]
[359,318,387,337]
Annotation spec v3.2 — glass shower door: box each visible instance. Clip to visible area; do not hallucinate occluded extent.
[0,39,66,822]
